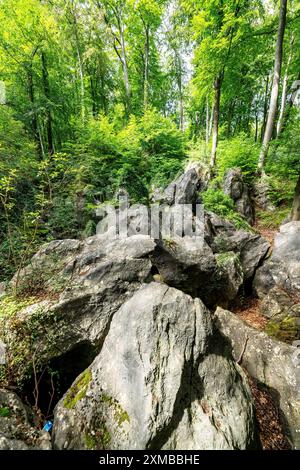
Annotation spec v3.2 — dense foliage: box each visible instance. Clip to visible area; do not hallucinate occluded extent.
[0,0,299,281]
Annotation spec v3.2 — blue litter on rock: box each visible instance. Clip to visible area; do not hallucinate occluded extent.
[43,421,53,432]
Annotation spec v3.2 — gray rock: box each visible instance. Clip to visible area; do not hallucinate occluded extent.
[152,168,201,205]
[210,223,270,281]
[254,222,300,296]
[53,283,257,450]
[215,252,244,305]
[253,177,276,211]
[215,308,300,449]
[2,235,156,384]
[223,168,255,225]
[0,389,51,450]
[260,286,300,322]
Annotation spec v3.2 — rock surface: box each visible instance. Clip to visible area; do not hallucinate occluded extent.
[53,283,257,450]
[253,177,276,211]
[0,389,51,450]
[206,212,270,280]
[215,308,300,449]
[3,235,156,384]
[254,222,300,296]
[152,168,201,205]
[223,168,255,225]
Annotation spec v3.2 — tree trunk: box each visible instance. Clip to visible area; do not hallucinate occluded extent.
[73,14,85,122]
[41,52,54,156]
[226,100,235,138]
[258,0,288,173]
[27,64,43,157]
[291,174,300,221]
[210,76,221,169]
[119,22,131,114]
[255,112,259,142]
[76,44,85,122]
[261,75,270,141]
[206,99,210,145]
[276,37,294,138]
[143,24,150,109]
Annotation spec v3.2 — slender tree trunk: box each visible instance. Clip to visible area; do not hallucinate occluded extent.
[119,23,131,114]
[258,0,288,173]
[206,99,210,145]
[41,52,54,156]
[176,58,184,130]
[208,104,214,139]
[226,101,235,137]
[261,75,270,141]
[143,24,150,109]
[27,64,43,157]
[210,76,221,169]
[76,44,85,122]
[276,37,293,137]
[291,174,300,221]
[279,73,300,135]
[255,112,259,142]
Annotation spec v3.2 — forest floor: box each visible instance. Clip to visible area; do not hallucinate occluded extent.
[232,211,292,450]
[245,371,291,450]
[232,297,268,330]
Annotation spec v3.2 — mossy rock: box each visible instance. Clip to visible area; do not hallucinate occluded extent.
[265,316,299,344]
[64,369,92,409]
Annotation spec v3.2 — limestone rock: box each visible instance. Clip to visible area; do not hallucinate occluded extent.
[2,235,156,384]
[215,308,300,449]
[0,389,51,450]
[223,168,255,225]
[254,222,300,296]
[53,283,257,450]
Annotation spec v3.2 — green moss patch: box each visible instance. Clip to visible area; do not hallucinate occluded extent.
[265,316,299,344]
[64,369,92,409]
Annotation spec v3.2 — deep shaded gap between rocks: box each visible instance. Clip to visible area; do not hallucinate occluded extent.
[21,341,98,419]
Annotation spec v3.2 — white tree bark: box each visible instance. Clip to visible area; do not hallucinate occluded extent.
[258,0,288,173]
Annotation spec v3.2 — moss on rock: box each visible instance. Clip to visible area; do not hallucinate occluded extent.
[64,369,92,409]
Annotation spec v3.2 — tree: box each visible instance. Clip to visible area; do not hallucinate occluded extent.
[258,0,288,173]
[186,0,263,169]
[96,0,132,114]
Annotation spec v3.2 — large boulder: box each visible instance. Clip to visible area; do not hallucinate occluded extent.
[215,308,300,449]
[53,283,258,450]
[223,168,255,225]
[254,222,300,296]
[0,389,51,450]
[151,236,243,307]
[206,212,270,281]
[253,176,276,211]
[1,235,156,386]
[152,168,202,205]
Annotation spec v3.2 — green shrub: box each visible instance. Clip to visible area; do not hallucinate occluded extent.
[202,187,252,231]
[256,207,291,230]
[217,134,259,183]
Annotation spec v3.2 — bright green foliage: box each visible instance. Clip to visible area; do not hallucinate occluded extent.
[0,406,11,417]
[217,135,260,182]
[0,0,299,284]
[202,187,252,230]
